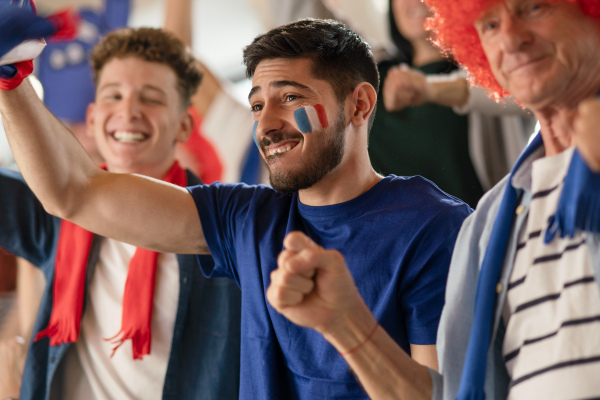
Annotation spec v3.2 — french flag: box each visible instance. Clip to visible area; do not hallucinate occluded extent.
[294,104,329,134]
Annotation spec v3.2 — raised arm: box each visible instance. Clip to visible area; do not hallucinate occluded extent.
[383,66,530,116]
[266,232,433,400]
[164,0,222,117]
[0,81,207,255]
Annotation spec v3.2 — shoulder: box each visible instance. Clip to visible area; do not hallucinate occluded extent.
[187,181,294,213]
[459,174,509,237]
[383,174,472,216]
[187,181,279,198]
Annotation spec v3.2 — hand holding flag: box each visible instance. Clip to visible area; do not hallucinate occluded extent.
[0,0,79,90]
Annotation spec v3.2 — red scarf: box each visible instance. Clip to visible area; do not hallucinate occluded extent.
[35,162,187,360]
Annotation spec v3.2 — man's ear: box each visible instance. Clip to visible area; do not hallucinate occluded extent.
[175,107,194,143]
[85,103,96,138]
[348,82,377,127]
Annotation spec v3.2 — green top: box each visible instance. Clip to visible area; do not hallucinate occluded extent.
[369,61,483,208]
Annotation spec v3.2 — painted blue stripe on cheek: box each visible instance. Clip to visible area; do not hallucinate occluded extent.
[252,121,258,147]
[294,108,312,134]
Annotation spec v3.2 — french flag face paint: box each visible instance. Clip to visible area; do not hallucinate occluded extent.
[294,104,329,134]
[252,121,258,147]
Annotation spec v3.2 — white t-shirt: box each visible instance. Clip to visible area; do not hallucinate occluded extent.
[503,147,600,399]
[54,238,179,400]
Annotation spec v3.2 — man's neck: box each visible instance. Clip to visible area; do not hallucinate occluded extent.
[535,107,577,157]
[298,160,382,207]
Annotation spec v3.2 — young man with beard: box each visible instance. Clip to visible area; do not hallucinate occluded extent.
[0,15,471,399]
[266,0,600,399]
[0,27,241,400]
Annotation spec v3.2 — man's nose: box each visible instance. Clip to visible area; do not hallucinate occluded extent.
[256,103,286,139]
[499,15,533,53]
[119,96,142,120]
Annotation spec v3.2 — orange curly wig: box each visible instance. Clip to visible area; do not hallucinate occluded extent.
[423,0,600,100]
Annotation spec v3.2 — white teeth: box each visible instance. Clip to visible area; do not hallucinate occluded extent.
[113,131,146,143]
[268,145,292,156]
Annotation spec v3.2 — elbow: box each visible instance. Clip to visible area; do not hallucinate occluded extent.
[40,191,82,221]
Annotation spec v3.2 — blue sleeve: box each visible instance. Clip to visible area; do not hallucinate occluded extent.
[399,203,472,345]
[0,167,59,267]
[187,183,256,286]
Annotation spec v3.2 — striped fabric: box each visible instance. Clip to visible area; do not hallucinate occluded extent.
[293,104,329,134]
[503,147,600,399]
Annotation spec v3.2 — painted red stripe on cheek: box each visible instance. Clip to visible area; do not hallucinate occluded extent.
[314,104,329,129]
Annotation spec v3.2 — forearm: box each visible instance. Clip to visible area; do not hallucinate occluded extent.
[164,0,221,116]
[426,77,469,109]
[0,79,98,219]
[164,0,192,45]
[323,302,433,400]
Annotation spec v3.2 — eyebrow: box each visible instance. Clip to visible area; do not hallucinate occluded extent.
[248,80,312,101]
[98,83,168,97]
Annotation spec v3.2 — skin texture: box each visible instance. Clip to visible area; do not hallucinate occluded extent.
[249,57,381,206]
[86,57,193,178]
[392,0,430,42]
[574,97,600,172]
[475,0,600,156]
[383,0,466,113]
[0,338,24,399]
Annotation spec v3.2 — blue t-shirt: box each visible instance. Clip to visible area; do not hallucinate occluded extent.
[188,175,471,399]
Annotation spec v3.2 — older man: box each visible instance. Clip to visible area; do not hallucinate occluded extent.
[265,0,600,399]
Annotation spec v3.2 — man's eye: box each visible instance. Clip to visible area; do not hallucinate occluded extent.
[482,21,498,32]
[144,98,164,105]
[251,104,263,112]
[284,95,298,102]
[526,2,545,15]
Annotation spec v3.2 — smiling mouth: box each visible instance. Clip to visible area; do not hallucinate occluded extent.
[266,143,296,156]
[111,130,148,143]
[261,133,302,158]
[507,56,548,74]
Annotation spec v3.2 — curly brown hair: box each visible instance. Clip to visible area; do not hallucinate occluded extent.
[424,0,600,100]
[91,27,202,107]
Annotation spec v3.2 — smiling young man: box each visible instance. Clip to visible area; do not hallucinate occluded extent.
[0,28,241,400]
[263,1,600,399]
[0,17,471,399]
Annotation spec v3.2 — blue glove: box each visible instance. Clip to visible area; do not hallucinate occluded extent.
[0,3,55,62]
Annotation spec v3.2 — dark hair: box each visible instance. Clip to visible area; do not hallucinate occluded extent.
[91,27,202,108]
[243,18,379,128]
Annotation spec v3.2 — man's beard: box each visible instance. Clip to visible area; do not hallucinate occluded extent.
[261,108,346,195]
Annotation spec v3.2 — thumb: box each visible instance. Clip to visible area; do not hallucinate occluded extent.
[283,231,319,253]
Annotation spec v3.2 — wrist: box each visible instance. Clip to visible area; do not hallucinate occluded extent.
[425,75,469,108]
[322,299,378,355]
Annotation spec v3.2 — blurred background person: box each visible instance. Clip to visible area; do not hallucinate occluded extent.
[0,76,46,400]
[366,0,534,208]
